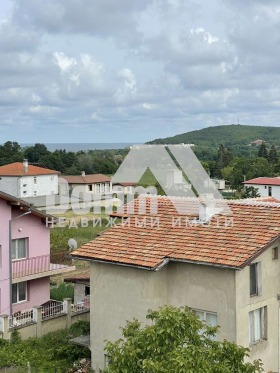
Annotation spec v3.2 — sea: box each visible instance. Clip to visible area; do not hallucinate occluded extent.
[21,143,135,151]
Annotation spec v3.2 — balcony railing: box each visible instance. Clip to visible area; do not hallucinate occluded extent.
[12,254,72,279]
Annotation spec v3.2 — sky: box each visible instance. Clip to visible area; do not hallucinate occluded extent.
[1,0,280,143]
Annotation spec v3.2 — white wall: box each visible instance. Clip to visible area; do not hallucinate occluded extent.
[244,183,280,200]
[0,175,58,198]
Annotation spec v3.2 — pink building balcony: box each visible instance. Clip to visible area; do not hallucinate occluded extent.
[12,255,75,283]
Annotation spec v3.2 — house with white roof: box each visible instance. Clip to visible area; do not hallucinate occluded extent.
[244,177,280,200]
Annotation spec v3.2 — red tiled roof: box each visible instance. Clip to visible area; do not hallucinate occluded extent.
[244,177,280,186]
[0,162,60,176]
[62,174,111,184]
[72,196,280,270]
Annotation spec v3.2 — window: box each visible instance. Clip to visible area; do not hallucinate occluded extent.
[249,306,267,344]
[12,238,27,260]
[88,185,93,192]
[34,191,37,196]
[193,309,218,340]
[85,286,90,296]
[268,186,272,196]
[250,262,261,296]
[12,282,27,303]
[95,184,101,193]
[272,247,278,260]
[34,177,37,184]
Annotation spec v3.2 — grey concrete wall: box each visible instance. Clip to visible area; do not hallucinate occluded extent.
[236,240,280,373]
[74,283,90,304]
[90,262,168,371]
[167,262,236,342]
[90,261,236,371]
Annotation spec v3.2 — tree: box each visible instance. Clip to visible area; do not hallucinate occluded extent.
[243,186,261,199]
[104,306,263,373]
[215,145,232,177]
[257,142,268,159]
[268,145,278,164]
[24,143,50,163]
[0,141,22,165]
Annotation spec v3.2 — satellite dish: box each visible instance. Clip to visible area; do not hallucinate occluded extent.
[68,238,77,250]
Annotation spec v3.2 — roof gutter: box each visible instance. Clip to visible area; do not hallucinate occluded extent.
[168,258,241,271]
[70,255,162,271]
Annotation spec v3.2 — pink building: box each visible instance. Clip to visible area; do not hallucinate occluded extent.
[0,191,74,316]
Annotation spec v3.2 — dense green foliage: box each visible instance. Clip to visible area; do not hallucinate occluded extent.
[0,141,129,174]
[0,322,90,372]
[50,282,74,302]
[104,306,263,373]
[148,124,280,147]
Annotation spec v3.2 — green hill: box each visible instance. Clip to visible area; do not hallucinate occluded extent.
[147,124,280,147]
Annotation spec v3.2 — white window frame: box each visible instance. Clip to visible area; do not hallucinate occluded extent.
[193,309,218,340]
[250,262,262,297]
[12,282,27,304]
[12,238,27,261]
[249,306,267,345]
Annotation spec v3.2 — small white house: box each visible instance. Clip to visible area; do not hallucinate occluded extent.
[0,160,60,198]
[243,177,280,200]
[62,172,112,194]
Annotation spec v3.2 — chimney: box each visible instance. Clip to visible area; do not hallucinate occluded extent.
[81,171,85,177]
[198,194,215,223]
[23,159,28,173]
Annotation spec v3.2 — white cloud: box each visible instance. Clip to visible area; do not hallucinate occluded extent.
[0,0,279,142]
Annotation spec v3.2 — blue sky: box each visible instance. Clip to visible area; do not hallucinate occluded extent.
[1,0,280,143]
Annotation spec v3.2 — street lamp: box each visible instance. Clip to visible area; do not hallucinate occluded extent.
[9,210,31,317]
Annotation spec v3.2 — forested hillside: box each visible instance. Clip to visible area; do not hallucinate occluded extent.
[148,124,280,147]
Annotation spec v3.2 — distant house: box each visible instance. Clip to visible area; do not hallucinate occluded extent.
[0,191,75,316]
[211,179,226,190]
[0,160,60,198]
[62,172,112,195]
[72,196,280,372]
[112,182,136,195]
[64,272,90,304]
[244,177,280,200]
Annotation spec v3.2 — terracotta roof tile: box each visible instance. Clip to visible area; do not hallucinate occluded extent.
[244,177,280,186]
[72,196,280,270]
[0,162,59,176]
[62,174,111,184]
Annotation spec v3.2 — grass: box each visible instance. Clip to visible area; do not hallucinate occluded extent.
[0,322,90,372]
[138,168,158,187]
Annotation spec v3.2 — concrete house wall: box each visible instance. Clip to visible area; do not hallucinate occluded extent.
[244,183,280,200]
[0,175,58,198]
[90,261,236,372]
[0,201,51,315]
[236,241,280,372]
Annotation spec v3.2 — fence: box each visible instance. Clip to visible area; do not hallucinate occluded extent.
[12,254,71,279]
[0,298,90,340]
[9,309,35,328]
